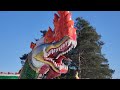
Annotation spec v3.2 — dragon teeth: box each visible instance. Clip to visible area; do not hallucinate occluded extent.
[51,49,53,53]
[70,45,73,50]
[60,45,62,50]
[49,50,52,54]
[59,47,61,51]
[47,58,52,61]
[67,50,69,53]
[56,48,58,52]
[46,54,48,57]
[68,48,71,52]
[65,41,67,46]
[48,50,51,55]
[56,53,61,59]
[57,64,60,67]
[46,58,50,61]
[56,55,60,59]
[55,63,57,67]
[63,43,65,48]
[51,49,54,54]
[53,49,55,53]
[64,51,67,54]
[62,52,65,55]
[68,40,71,46]
[63,64,68,70]
[54,49,56,52]
[72,40,77,48]
[52,59,54,62]
[59,65,63,70]
[73,45,76,48]
[47,53,50,56]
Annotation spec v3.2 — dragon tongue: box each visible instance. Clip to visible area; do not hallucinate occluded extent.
[55,56,66,64]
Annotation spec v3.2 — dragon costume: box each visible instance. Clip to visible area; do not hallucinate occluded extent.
[0,11,77,79]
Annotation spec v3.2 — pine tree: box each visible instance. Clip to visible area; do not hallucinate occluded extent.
[61,17,114,79]
[20,54,28,66]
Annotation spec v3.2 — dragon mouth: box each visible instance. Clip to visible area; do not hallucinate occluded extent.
[43,39,77,73]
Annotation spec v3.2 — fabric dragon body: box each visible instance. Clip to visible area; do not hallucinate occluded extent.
[0,11,77,79]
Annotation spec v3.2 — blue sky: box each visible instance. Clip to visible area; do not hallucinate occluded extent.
[0,11,120,79]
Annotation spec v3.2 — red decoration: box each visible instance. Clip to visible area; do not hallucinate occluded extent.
[30,42,36,49]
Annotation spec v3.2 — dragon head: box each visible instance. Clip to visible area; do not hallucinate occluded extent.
[31,11,77,74]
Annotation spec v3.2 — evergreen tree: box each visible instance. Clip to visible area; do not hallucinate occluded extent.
[61,17,114,79]
[20,54,28,66]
